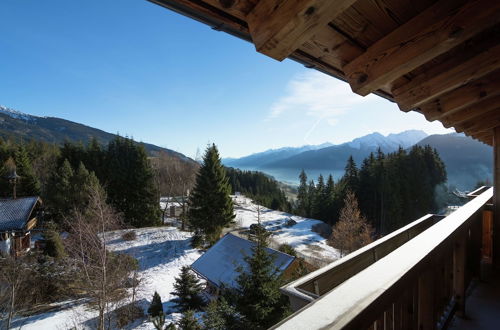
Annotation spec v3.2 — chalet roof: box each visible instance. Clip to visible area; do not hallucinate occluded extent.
[0,197,40,232]
[149,0,500,145]
[191,233,295,289]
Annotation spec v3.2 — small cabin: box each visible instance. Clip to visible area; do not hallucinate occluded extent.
[0,197,42,257]
[191,233,297,293]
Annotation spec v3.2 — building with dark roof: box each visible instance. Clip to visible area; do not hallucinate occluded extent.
[0,196,42,257]
[191,233,296,291]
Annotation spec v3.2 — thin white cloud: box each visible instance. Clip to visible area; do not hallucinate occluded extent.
[268,70,378,123]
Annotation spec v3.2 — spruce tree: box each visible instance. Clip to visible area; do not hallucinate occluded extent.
[296,170,308,216]
[14,146,41,196]
[188,144,234,245]
[171,266,204,312]
[177,310,201,330]
[234,225,290,329]
[43,223,67,259]
[46,159,74,223]
[148,291,163,318]
[203,297,239,330]
[106,136,161,227]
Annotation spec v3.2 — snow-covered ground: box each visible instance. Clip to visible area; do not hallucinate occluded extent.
[12,196,338,329]
[233,195,340,265]
[12,227,200,330]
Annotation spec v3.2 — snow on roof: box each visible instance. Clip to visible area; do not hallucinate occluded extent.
[0,197,40,231]
[191,233,295,289]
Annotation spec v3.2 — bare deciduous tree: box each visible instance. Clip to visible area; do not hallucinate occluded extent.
[330,191,373,257]
[0,256,33,329]
[65,186,136,330]
[152,151,198,229]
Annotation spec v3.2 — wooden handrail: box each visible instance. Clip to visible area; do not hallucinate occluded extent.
[274,188,493,329]
[281,214,444,311]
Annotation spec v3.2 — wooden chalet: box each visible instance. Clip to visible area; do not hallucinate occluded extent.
[0,197,42,257]
[147,0,500,329]
[191,233,297,292]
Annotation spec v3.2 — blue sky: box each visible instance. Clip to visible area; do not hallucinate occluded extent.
[0,0,452,158]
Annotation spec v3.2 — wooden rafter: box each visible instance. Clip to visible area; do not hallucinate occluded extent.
[247,0,357,61]
[457,109,500,134]
[420,70,500,121]
[394,43,500,111]
[343,0,500,96]
[441,96,500,128]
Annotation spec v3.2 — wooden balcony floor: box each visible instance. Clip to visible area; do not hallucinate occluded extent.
[449,268,500,329]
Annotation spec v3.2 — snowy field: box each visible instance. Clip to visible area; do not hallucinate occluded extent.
[11,196,338,329]
[12,227,201,330]
[233,195,340,265]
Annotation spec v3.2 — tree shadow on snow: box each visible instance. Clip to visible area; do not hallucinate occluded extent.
[117,238,194,271]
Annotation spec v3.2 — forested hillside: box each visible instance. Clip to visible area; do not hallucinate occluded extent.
[0,137,162,227]
[0,105,190,160]
[295,145,447,235]
[225,167,290,212]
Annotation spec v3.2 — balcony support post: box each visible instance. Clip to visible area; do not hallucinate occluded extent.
[418,268,435,330]
[494,126,500,267]
[453,230,467,317]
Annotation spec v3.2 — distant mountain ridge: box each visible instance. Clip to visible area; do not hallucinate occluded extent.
[224,130,428,169]
[223,130,492,190]
[223,142,333,168]
[0,105,191,161]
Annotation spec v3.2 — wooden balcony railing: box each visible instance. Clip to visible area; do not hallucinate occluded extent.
[274,187,493,330]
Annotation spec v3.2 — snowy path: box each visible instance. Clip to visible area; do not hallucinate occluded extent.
[232,196,340,265]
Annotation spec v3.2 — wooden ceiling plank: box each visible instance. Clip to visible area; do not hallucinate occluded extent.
[343,0,500,96]
[203,0,258,20]
[458,110,500,134]
[420,71,500,121]
[441,96,500,128]
[394,43,500,111]
[247,0,357,61]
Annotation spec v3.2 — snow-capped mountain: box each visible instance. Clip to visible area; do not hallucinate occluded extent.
[347,130,428,151]
[0,105,39,122]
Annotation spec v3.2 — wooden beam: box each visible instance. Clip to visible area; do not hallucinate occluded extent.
[247,0,357,61]
[441,96,500,128]
[457,109,500,134]
[394,43,500,111]
[420,70,500,121]
[343,0,500,96]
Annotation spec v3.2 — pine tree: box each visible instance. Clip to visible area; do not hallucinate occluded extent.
[188,144,234,245]
[177,310,201,330]
[171,266,205,312]
[43,223,67,259]
[14,146,41,196]
[234,225,290,329]
[148,291,163,318]
[296,170,308,216]
[106,136,161,227]
[325,175,336,223]
[46,159,74,223]
[312,174,327,220]
[70,162,102,211]
[203,297,239,330]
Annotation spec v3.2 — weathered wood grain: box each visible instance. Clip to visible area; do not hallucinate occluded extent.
[344,0,500,96]
[247,0,357,61]
[394,43,500,111]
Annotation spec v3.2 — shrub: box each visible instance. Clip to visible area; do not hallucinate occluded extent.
[115,302,144,328]
[278,243,297,257]
[122,231,137,241]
